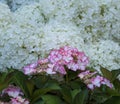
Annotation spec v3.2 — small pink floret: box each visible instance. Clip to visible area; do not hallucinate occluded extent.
[2,85,23,98]
[23,62,37,75]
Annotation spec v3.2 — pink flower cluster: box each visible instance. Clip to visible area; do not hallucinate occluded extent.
[48,46,89,74]
[23,46,89,75]
[2,85,29,104]
[78,70,113,90]
[22,46,113,90]
[10,96,29,104]
[23,58,56,75]
[23,62,38,75]
[88,75,113,90]
[2,85,23,98]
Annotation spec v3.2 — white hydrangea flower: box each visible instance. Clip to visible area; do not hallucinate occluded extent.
[39,0,80,24]
[0,3,13,28]
[0,25,40,71]
[85,40,120,71]
[73,0,120,43]
[0,3,45,71]
[0,1,120,72]
[13,3,46,27]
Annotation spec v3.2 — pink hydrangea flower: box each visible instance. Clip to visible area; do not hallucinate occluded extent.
[23,62,37,75]
[37,58,56,74]
[87,84,94,90]
[88,75,113,90]
[78,70,90,79]
[22,46,89,75]
[53,64,67,75]
[2,85,23,98]
[78,71,113,90]
[11,96,29,104]
[78,70,97,79]
[48,46,89,74]
[37,58,49,64]
[46,64,56,74]
[67,50,89,71]
[101,78,113,88]
[91,75,103,87]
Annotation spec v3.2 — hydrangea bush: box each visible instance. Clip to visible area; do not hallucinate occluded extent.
[23,46,113,90]
[0,0,119,74]
[1,46,119,104]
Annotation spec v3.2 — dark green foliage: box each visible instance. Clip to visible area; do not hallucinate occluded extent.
[0,68,120,104]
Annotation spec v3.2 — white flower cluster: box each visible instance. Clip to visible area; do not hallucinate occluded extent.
[73,0,120,43]
[0,0,120,72]
[85,40,120,71]
[0,3,12,29]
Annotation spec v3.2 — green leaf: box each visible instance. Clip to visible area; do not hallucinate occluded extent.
[102,96,120,104]
[12,70,30,98]
[100,67,112,81]
[26,80,34,97]
[69,80,85,89]
[34,100,44,104]
[91,87,120,104]
[31,82,60,103]
[67,70,79,81]
[71,89,81,100]
[44,80,61,90]
[113,79,120,92]
[0,83,9,92]
[0,70,15,91]
[73,89,88,104]
[106,88,120,96]
[32,75,49,88]
[92,85,120,104]
[111,69,120,82]
[0,72,8,83]
[41,94,63,104]
[60,86,72,104]
[31,88,54,103]
[91,91,110,104]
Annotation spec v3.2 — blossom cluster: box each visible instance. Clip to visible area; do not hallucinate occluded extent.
[23,46,89,75]
[23,46,113,90]
[0,0,119,72]
[1,85,29,104]
[85,40,120,71]
[78,70,113,90]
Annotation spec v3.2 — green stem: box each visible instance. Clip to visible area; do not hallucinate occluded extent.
[65,67,69,84]
[66,73,69,84]
[87,90,91,104]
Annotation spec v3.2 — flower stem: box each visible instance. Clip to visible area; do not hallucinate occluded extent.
[66,73,69,84]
